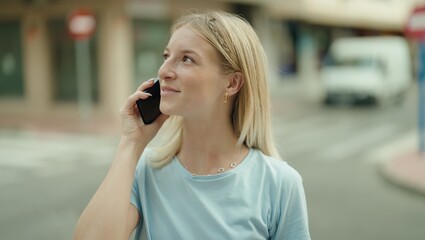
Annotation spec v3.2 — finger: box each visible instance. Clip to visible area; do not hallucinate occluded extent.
[123,91,152,111]
[136,78,156,92]
[131,105,139,115]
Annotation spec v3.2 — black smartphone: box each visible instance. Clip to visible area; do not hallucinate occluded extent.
[136,78,161,125]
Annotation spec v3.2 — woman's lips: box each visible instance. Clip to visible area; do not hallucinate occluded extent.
[161,86,180,96]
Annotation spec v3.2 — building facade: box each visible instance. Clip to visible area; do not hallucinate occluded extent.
[0,0,237,131]
[0,0,418,132]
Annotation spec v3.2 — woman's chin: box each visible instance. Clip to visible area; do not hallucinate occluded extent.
[159,104,176,116]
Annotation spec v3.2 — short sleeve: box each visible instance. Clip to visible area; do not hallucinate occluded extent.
[270,169,311,240]
[130,157,143,213]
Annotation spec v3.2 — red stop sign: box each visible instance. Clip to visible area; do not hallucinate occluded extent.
[68,8,96,41]
[405,5,425,40]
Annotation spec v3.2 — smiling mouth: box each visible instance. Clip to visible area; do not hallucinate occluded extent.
[161,87,180,96]
[162,89,180,92]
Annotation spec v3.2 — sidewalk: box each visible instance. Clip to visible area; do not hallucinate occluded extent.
[0,113,119,136]
[368,129,425,196]
[379,151,425,195]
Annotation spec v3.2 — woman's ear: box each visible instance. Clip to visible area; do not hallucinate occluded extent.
[226,72,244,96]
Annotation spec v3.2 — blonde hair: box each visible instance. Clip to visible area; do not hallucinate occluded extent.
[149,10,280,168]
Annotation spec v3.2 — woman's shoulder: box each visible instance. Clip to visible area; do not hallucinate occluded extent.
[135,148,154,172]
[249,148,303,186]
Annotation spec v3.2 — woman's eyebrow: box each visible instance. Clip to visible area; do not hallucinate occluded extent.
[181,49,202,58]
[164,47,201,57]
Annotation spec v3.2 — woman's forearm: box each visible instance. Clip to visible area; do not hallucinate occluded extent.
[73,138,145,240]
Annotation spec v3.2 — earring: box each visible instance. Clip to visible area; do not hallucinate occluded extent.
[224,92,228,104]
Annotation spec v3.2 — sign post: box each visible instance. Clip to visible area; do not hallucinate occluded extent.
[405,5,425,156]
[419,43,425,155]
[67,8,96,128]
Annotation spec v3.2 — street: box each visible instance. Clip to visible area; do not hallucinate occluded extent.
[271,80,424,240]
[1,80,424,240]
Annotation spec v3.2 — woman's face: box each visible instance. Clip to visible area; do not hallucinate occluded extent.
[158,25,229,119]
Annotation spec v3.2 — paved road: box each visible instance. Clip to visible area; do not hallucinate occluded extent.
[0,81,424,240]
[270,81,425,240]
[0,131,117,240]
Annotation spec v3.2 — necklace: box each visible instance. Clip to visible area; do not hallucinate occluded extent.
[180,147,244,176]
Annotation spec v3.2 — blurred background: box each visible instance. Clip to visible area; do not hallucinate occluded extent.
[1,0,425,239]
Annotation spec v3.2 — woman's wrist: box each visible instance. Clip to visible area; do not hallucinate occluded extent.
[118,137,147,155]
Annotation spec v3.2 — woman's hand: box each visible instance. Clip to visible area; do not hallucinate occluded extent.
[75,80,166,239]
[119,79,169,147]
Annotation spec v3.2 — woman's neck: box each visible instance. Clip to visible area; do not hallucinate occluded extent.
[177,117,246,175]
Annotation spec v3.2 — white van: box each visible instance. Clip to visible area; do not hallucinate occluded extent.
[320,36,412,105]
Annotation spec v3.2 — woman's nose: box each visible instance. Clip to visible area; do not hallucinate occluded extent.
[158,60,176,81]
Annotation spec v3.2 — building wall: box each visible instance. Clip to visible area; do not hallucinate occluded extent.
[0,0,235,132]
[266,0,418,31]
[0,0,128,130]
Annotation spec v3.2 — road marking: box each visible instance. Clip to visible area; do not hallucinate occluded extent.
[272,114,330,137]
[276,118,354,155]
[317,123,401,161]
[0,133,116,176]
[365,130,418,165]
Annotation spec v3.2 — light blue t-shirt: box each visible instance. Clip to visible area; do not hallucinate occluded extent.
[130,148,311,240]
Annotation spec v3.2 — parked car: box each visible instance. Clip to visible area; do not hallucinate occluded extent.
[320,36,412,105]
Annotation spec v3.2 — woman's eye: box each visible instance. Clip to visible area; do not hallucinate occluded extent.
[182,56,193,63]
[162,53,169,60]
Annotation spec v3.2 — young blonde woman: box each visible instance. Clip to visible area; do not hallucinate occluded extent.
[74,10,311,240]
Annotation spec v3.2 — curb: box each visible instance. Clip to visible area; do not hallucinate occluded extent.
[378,151,425,196]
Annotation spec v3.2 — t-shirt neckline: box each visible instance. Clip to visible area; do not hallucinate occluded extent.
[173,148,254,180]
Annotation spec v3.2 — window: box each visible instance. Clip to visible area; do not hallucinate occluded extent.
[49,19,98,102]
[0,21,24,98]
